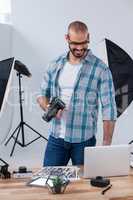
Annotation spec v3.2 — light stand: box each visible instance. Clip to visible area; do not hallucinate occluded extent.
[0,158,10,179]
[0,158,8,166]
[129,140,133,145]
[5,72,48,156]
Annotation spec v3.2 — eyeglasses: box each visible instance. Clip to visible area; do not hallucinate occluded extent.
[67,34,89,46]
[68,39,89,46]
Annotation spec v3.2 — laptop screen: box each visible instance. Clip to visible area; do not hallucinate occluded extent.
[84,145,130,178]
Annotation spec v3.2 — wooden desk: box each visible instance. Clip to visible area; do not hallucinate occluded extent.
[0,170,133,200]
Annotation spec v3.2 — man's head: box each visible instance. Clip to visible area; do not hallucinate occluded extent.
[66,21,90,59]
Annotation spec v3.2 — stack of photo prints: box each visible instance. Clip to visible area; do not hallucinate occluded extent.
[27,166,80,187]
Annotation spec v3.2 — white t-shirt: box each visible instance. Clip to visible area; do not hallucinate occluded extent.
[58,61,82,138]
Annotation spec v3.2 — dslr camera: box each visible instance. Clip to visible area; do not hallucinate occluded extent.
[42,97,65,122]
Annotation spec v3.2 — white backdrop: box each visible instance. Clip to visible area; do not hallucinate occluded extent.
[0,23,13,145]
[0,24,12,60]
[1,0,133,169]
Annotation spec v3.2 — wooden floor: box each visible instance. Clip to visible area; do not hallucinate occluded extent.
[1,171,133,200]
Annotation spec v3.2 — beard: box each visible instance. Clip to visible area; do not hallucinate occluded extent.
[69,45,88,59]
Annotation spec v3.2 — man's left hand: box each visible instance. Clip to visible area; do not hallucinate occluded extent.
[102,140,112,146]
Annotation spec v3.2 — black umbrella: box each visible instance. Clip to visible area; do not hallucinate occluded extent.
[105,39,133,117]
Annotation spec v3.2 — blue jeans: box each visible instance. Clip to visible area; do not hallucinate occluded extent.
[43,135,96,166]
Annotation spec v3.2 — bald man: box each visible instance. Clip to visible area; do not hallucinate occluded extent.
[37,21,117,166]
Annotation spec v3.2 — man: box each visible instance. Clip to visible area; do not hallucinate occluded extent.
[37,21,117,166]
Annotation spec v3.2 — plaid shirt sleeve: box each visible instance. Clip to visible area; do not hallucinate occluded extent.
[99,66,117,121]
[40,65,51,99]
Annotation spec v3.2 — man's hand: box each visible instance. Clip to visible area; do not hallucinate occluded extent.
[37,96,65,120]
[36,96,50,111]
[103,120,116,146]
[102,140,112,146]
[55,109,64,120]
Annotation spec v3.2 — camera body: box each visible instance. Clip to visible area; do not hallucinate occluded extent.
[90,176,110,187]
[42,97,65,122]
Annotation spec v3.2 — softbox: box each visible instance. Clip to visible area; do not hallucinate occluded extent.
[0,57,15,144]
[92,39,133,117]
[0,57,15,114]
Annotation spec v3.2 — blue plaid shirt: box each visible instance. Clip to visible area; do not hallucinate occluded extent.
[40,50,117,143]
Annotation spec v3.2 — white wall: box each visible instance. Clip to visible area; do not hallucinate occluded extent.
[0,23,12,141]
[0,24,12,60]
[1,0,133,169]
[0,0,11,24]
[0,0,11,13]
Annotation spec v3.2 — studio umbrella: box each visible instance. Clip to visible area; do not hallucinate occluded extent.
[105,38,133,117]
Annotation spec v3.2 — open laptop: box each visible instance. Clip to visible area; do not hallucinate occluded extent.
[84,144,130,178]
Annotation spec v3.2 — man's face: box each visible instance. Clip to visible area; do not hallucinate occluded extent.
[66,30,89,59]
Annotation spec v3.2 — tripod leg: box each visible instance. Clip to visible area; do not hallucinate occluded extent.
[5,123,21,146]
[10,125,21,157]
[25,136,42,146]
[24,122,48,141]
[0,158,8,166]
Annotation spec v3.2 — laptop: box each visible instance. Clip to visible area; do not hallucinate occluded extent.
[84,144,130,178]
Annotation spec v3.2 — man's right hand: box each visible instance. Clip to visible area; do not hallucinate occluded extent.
[37,96,65,120]
[55,109,64,120]
[36,96,50,111]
